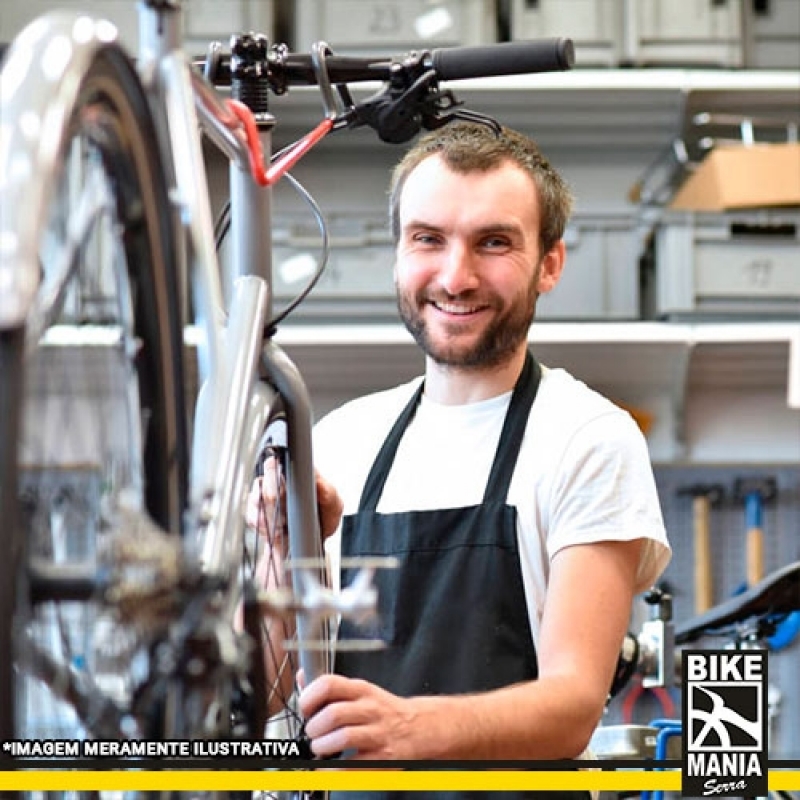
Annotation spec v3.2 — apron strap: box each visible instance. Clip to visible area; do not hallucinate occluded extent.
[483,351,541,503]
[358,381,425,512]
[357,351,541,512]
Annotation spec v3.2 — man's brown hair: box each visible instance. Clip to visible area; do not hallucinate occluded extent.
[389,122,573,256]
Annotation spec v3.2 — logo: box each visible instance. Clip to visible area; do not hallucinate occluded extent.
[682,650,768,797]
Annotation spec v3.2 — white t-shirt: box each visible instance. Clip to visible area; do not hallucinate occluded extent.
[313,364,671,644]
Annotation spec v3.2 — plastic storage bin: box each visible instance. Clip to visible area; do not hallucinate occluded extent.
[0,1,140,50]
[183,0,275,50]
[652,210,800,318]
[508,0,623,67]
[508,0,745,68]
[540,213,642,320]
[271,212,643,323]
[743,0,800,69]
[627,0,744,67]
[292,0,497,53]
[0,0,276,53]
[272,216,397,323]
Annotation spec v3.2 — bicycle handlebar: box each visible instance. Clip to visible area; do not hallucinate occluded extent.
[203,38,575,88]
[430,39,575,81]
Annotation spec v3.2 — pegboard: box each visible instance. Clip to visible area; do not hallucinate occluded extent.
[603,464,800,760]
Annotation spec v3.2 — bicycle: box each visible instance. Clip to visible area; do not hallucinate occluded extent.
[0,1,575,794]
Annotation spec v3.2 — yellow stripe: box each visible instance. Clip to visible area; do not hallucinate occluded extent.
[772,772,800,790]
[0,770,797,792]
[0,770,679,791]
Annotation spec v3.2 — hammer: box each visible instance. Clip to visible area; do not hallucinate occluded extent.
[678,483,724,613]
[733,476,778,587]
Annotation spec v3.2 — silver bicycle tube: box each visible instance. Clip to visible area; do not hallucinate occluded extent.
[155,46,272,583]
[188,37,330,680]
[228,125,275,314]
[261,341,330,683]
[146,3,328,653]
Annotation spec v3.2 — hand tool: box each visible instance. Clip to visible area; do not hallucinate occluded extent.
[621,675,677,725]
[677,483,724,614]
[733,476,777,588]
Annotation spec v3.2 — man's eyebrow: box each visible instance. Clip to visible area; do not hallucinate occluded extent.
[401,221,524,236]
[401,219,443,232]
[473,223,524,236]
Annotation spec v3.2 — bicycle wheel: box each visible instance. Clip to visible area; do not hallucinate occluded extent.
[242,407,331,799]
[0,41,187,746]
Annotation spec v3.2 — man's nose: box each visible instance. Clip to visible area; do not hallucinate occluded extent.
[437,242,479,295]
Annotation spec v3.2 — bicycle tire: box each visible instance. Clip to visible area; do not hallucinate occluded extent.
[243,404,331,800]
[0,39,187,752]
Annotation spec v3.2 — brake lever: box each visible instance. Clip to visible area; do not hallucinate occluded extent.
[421,102,503,135]
[342,73,503,144]
[337,69,435,143]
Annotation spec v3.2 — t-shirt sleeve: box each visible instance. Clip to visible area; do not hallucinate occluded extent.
[545,409,671,594]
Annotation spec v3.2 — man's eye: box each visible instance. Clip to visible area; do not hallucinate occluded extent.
[482,237,510,250]
[413,232,441,246]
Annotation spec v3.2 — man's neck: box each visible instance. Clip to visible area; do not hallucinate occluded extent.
[423,349,528,406]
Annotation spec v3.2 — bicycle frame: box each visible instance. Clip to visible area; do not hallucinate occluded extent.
[137,0,330,685]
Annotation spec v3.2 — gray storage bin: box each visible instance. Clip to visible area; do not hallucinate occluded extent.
[272,212,642,322]
[272,216,397,323]
[653,210,800,318]
[0,0,276,53]
[508,0,623,66]
[292,0,497,53]
[744,0,800,69]
[624,0,744,67]
[183,0,275,50]
[0,0,140,49]
[509,0,744,67]
[539,213,642,320]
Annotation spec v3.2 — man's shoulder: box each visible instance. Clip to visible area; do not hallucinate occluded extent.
[312,379,423,482]
[316,378,422,433]
[535,364,644,447]
[538,365,623,419]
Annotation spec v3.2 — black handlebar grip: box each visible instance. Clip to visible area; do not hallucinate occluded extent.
[430,38,575,81]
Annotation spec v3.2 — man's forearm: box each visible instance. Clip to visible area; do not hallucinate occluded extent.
[406,676,604,760]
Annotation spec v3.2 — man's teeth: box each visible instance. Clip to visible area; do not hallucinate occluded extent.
[435,302,481,314]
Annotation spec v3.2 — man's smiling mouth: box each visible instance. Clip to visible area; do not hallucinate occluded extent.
[432,301,487,315]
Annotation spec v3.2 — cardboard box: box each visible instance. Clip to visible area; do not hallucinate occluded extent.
[669,143,800,211]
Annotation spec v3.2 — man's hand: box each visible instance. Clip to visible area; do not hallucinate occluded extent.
[299,674,427,760]
[246,461,343,543]
[316,470,345,538]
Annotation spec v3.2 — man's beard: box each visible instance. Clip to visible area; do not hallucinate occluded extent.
[396,276,539,370]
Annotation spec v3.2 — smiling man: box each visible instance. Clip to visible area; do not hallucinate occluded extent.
[251,122,671,795]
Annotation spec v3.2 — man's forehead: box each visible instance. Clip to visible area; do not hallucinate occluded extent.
[400,157,539,222]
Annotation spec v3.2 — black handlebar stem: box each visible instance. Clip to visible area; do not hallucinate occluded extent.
[230,33,272,112]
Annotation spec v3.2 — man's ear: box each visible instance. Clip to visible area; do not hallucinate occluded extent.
[536,239,566,295]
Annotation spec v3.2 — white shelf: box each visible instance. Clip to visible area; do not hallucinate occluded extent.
[275,319,798,345]
[442,69,800,92]
[270,69,800,141]
[269,68,800,99]
[272,321,800,464]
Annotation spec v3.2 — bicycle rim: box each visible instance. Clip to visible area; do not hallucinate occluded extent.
[244,408,331,800]
[5,40,187,761]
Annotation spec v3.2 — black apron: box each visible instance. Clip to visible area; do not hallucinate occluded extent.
[335,352,589,800]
